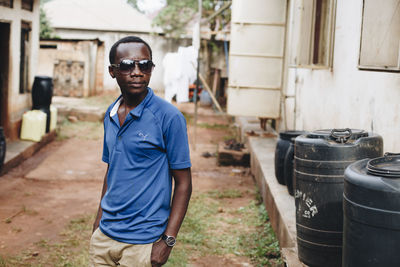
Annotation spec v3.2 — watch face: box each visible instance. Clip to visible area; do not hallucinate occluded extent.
[165,236,176,247]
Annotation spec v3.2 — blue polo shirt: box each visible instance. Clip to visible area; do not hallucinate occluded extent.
[100,87,191,244]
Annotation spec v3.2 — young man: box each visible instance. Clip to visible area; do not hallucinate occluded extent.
[90,36,192,267]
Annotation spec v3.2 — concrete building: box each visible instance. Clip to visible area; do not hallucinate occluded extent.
[0,0,40,140]
[38,38,105,97]
[43,0,191,94]
[228,0,400,152]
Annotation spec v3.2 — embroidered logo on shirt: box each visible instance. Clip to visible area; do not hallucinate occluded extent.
[137,131,149,141]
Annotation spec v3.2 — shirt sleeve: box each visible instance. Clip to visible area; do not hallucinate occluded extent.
[164,113,191,169]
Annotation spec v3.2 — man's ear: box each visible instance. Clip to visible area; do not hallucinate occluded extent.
[109,66,115,78]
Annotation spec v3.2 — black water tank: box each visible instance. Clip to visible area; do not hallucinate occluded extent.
[343,154,400,266]
[283,131,307,196]
[294,129,383,267]
[39,107,51,133]
[0,127,5,170]
[275,131,306,185]
[32,76,53,109]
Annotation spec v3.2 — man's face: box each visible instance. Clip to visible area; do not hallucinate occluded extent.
[109,42,153,97]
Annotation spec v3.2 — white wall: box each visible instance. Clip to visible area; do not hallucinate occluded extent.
[0,0,40,131]
[284,0,400,152]
[52,29,190,94]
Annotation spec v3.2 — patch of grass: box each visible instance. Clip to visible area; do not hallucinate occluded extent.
[164,246,188,267]
[239,204,283,267]
[181,112,193,125]
[56,119,103,141]
[0,256,7,267]
[197,122,230,130]
[11,227,22,233]
[223,124,240,141]
[171,190,282,266]
[82,93,119,110]
[0,213,94,267]
[207,189,243,199]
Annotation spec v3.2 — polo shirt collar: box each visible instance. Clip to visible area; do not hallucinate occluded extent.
[109,87,154,119]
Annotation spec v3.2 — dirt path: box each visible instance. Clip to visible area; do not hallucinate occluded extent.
[0,103,265,266]
[0,138,105,255]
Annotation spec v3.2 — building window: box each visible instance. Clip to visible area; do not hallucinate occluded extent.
[20,21,31,94]
[21,0,33,11]
[359,0,400,72]
[40,44,58,49]
[0,0,13,8]
[293,0,336,68]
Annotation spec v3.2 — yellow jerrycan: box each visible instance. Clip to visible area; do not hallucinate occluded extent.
[20,110,47,142]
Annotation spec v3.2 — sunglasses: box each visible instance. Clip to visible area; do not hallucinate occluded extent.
[111,59,155,75]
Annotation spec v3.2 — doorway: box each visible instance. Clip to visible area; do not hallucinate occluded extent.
[0,22,10,135]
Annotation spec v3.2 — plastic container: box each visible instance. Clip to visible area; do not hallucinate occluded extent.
[32,76,53,109]
[20,110,47,142]
[50,105,57,131]
[343,154,400,266]
[0,127,5,170]
[275,131,306,186]
[294,128,383,267]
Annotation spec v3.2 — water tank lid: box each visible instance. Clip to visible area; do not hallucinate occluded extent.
[279,130,307,141]
[306,128,368,143]
[367,154,400,178]
[34,75,52,80]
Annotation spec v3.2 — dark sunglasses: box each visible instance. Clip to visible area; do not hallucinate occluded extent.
[111,59,155,75]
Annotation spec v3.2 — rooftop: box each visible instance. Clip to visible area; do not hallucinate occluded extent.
[44,0,161,33]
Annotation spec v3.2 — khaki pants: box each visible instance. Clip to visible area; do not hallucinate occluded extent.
[89,228,153,267]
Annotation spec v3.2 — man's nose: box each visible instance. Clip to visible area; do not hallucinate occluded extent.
[130,63,142,76]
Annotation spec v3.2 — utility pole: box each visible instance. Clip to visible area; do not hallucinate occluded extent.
[193,0,202,151]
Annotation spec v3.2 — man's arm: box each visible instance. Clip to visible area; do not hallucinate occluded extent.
[92,165,109,233]
[151,168,192,267]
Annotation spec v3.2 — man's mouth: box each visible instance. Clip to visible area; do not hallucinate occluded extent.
[128,82,144,87]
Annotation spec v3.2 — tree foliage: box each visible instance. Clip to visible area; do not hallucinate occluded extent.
[40,7,55,39]
[39,0,58,39]
[126,0,142,13]
[127,0,231,38]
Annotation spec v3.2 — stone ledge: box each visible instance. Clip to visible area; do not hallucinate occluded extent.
[248,136,306,267]
[1,130,57,176]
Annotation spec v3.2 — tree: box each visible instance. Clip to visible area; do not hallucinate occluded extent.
[126,0,142,12]
[40,7,56,39]
[39,0,58,39]
[127,0,231,38]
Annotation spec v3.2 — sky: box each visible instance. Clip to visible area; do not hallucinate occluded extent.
[136,0,166,15]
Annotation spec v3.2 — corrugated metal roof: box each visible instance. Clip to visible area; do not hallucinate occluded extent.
[44,0,161,33]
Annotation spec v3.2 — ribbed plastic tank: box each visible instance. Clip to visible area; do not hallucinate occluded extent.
[32,76,53,109]
[284,131,307,195]
[294,128,383,267]
[0,127,5,170]
[50,105,57,131]
[274,131,306,185]
[20,110,47,142]
[343,154,400,266]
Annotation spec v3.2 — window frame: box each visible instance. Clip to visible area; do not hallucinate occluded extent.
[292,0,337,69]
[358,0,400,72]
[19,21,31,94]
[0,0,13,8]
[21,0,33,11]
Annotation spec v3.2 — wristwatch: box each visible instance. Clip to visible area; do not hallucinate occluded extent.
[162,234,176,247]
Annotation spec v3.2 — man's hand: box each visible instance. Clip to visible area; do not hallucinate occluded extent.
[151,240,173,267]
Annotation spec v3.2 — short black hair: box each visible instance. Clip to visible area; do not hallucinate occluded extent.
[109,36,153,64]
